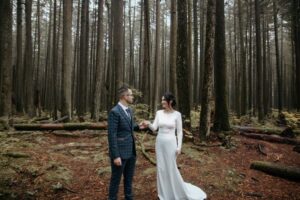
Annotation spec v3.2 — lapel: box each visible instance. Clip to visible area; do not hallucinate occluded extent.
[117,104,132,127]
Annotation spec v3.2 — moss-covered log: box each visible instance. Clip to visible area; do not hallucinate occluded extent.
[13,122,108,131]
[250,161,300,182]
[240,132,300,145]
[233,125,300,136]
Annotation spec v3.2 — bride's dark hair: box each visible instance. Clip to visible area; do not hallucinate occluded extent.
[163,92,176,107]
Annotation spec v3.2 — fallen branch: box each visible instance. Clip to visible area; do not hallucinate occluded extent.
[13,122,108,131]
[250,161,300,182]
[258,144,267,156]
[135,134,156,165]
[240,132,300,145]
[53,115,69,123]
[244,192,263,198]
[233,126,300,136]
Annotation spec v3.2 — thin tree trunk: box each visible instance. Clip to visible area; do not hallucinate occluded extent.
[142,0,151,105]
[16,0,23,112]
[193,0,199,105]
[255,0,263,122]
[154,0,161,112]
[52,0,58,119]
[272,0,282,114]
[169,0,177,100]
[238,0,247,116]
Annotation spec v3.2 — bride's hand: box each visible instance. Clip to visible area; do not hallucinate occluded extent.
[176,149,181,156]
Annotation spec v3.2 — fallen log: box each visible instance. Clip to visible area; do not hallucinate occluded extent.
[250,161,300,182]
[13,122,108,131]
[233,125,300,136]
[240,132,300,145]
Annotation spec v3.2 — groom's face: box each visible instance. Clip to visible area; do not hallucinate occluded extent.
[124,89,134,104]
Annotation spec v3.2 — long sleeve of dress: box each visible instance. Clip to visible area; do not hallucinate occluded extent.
[149,111,159,131]
[176,112,183,151]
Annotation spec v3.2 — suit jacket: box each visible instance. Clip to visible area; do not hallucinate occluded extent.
[108,104,139,160]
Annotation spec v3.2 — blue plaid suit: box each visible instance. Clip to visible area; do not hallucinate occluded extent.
[108,104,140,200]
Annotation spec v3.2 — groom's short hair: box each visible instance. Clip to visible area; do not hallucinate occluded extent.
[118,85,130,99]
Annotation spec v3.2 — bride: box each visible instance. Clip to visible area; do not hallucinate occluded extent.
[143,92,207,200]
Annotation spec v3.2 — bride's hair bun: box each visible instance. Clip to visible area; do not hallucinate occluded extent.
[163,92,176,107]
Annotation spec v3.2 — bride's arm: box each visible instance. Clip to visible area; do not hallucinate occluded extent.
[176,112,183,152]
[148,111,159,131]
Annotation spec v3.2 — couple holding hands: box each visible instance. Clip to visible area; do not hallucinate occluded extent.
[107,85,207,200]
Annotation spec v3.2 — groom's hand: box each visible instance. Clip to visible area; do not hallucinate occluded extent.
[114,157,122,166]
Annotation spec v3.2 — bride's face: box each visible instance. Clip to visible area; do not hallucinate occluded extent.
[161,97,170,109]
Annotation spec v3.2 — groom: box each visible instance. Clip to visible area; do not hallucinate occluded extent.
[107,85,144,200]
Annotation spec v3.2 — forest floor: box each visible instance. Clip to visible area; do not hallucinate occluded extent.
[1,130,300,200]
[0,112,300,200]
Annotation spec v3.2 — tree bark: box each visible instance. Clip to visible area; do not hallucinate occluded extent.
[238,0,247,116]
[169,0,178,100]
[0,0,12,117]
[91,0,104,121]
[240,132,300,145]
[177,0,190,124]
[272,0,282,114]
[142,0,151,105]
[198,0,215,141]
[255,0,263,121]
[24,0,34,117]
[154,0,161,112]
[78,0,89,116]
[15,0,23,112]
[112,0,124,95]
[213,0,230,131]
[61,0,73,120]
[14,122,108,131]
[250,161,300,182]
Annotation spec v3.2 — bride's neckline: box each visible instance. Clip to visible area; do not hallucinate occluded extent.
[163,109,175,114]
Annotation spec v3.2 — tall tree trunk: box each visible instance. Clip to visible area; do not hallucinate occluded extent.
[199,0,215,141]
[61,0,72,120]
[238,0,247,116]
[213,0,230,131]
[24,0,34,117]
[177,0,190,125]
[193,0,199,105]
[187,0,193,109]
[169,0,178,100]
[262,14,268,116]
[255,0,263,121]
[291,0,300,111]
[248,1,253,114]
[92,0,104,120]
[154,0,161,111]
[78,0,89,116]
[272,0,282,114]
[142,0,151,105]
[0,0,12,117]
[16,0,23,112]
[52,0,58,119]
[199,0,206,105]
[292,0,300,110]
[112,0,124,97]
[35,0,42,116]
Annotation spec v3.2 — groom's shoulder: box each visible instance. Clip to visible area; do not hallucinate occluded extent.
[110,105,120,113]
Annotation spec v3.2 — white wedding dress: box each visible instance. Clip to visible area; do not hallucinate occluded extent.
[149,110,207,200]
